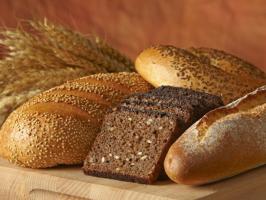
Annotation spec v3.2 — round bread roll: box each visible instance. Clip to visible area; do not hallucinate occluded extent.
[135,45,266,104]
[0,72,152,168]
[164,85,266,185]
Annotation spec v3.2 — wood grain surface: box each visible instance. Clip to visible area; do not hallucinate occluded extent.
[0,158,266,200]
[0,0,266,71]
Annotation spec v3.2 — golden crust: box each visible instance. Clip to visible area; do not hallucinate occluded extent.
[0,72,152,168]
[135,45,266,103]
[187,47,266,82]
[164,85,266,185]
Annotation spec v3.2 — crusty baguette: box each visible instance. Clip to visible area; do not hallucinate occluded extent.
[135,45,266,103]
[0,72,152,168]
[164,85,266,185]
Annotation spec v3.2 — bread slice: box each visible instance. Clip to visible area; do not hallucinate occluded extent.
[83,108,179,184]
[121,86,223,131]
[83,86,223,183]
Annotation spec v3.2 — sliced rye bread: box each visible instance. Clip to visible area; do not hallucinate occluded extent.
[83,107,180,184]
[120,98,194,131]
[83,86,224,184]
[120,86,223,131]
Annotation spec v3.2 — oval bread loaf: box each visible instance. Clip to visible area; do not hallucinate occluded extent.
[187,47,266,82]
[0,72,152,168]
[135,45,266,103]
[164,85,266,185]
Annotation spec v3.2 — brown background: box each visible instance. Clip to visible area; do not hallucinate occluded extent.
[1,0,266,71]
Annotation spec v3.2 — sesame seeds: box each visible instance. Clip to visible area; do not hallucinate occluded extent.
[139,45,262,104]
[137,152,143,156]
[114,155,120,160]
[146,118,153,125]
[140,155,148,160]
[146,140,152,144]
[1,72,152,168]
[109,127,115,131]
[188,47,266,81]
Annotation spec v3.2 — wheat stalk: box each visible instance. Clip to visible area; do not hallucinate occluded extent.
[31,20,134,72]
[0,19,134,73]
[0,19,135,126]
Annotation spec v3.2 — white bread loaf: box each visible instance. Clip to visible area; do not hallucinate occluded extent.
[0,72,152,168]
[135,45,266,103]
[164,85,266,185]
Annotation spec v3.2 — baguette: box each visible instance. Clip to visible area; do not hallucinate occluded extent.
[164,85,266,185]
[0,72,152,168]
[135,45,266,103]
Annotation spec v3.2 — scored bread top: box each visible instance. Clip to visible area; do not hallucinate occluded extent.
[195,85,266,141]
[164,85,266,185]
[135,45,266,104]
[0,72,152,168]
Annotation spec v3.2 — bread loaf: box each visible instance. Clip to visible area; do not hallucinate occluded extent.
[0,72,152,168]
[135,45,266,103]
[187,47,266,83]
[164,85,266,185]
[0,20,134,126]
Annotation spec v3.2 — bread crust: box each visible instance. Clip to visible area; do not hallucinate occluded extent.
[187,47,266,82]
[0,72,152,168]
[164,85,266,185]
[135,45,266,103]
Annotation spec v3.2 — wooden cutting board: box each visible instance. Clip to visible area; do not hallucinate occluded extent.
[0,159,266,200]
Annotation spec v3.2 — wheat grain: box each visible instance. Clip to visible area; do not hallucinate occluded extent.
[0,19,133,72]
[0,19,134,126]
[29,20,134,72]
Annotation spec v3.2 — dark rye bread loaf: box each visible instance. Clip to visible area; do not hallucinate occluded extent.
[83,86,223,184]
